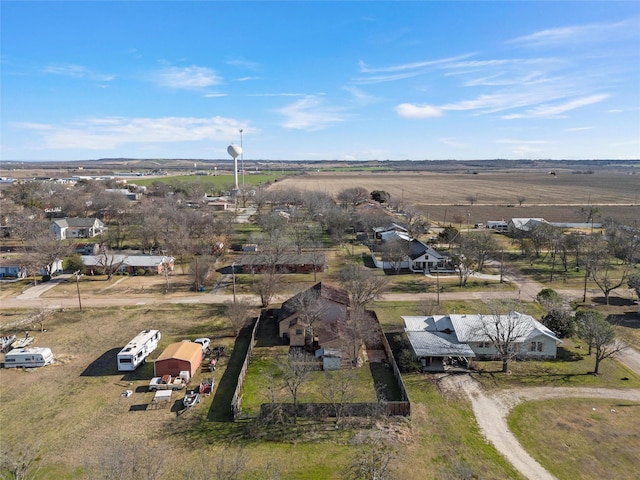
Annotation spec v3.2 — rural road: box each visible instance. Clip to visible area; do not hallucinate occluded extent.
[444,375,640,480]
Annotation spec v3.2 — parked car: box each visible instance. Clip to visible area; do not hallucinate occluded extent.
[194,337,210,353]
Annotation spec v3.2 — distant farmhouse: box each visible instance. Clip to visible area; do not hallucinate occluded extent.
[49,217,106,240]
[403,312,562,372]
[370,229,450,273]
[82,254,174,275]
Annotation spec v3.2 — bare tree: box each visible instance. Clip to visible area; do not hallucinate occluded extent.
[338,264,388,314]
[30,307,54,333]
[477,301,532,373]
[461,230,497,272]
[382,238,411,274]
[0,442,42,480]
[517,196,526,206]
[94,249,128,280]
[402,206,430,239]
[348,438,396,480]
[337,187,369,210]
[451,253,474,287]
[320,368,357,427]
[254,272,283,308]
[575,310,627,374]
[225,299,253,337]
[629,274,640,312]
[287,287,327,348]
[277,349,316,424]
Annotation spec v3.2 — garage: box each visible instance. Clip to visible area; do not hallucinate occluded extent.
[153,342,202,378]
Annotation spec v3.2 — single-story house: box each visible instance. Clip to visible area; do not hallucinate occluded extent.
[371,231,449,272]
[153,342,202,378]
[81,254,175,275]
[0,258,26,279]
[49,217,107,240]
[507,218,548,234]
[238,252,325,274]
[403,312,561,371]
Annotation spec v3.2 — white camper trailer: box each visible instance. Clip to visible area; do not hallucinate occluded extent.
[117,329,161,372]
[4,347,54,368]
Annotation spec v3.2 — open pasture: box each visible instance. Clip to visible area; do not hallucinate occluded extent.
[270,171,640,225]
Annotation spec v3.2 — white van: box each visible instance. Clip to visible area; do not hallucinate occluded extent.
[4,347,54,368]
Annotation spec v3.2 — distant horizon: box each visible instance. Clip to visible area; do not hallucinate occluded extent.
[2,157,638,165]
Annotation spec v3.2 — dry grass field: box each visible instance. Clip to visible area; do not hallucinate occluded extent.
[269,171,640,225]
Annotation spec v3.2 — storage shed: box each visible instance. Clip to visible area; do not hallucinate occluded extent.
[153,342,202,378]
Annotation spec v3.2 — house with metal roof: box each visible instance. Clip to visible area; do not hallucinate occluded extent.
[371,231,449,273]
[403,312,561,372]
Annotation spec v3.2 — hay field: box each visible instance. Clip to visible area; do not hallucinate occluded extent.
[269,171,640,225]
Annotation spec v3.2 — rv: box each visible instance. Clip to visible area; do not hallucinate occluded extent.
[117,329,161,372]
[4,347,54,368]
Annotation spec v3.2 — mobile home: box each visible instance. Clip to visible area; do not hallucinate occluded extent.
[4,347,54,368]
[117,329,161,371]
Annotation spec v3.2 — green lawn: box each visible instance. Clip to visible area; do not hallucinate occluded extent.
[509,397,640,480]
[134,173,286,189]
[472,337,640,390]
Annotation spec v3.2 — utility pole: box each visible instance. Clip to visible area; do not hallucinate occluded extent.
[232,262,237,304]
[436,270,440,305]
[74,270,83,311]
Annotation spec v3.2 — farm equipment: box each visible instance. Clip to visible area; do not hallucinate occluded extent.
[199,378,214,395]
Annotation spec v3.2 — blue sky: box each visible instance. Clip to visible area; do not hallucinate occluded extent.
[2,1,639,161]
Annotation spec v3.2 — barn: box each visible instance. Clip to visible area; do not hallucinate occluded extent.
[153,342,202,378]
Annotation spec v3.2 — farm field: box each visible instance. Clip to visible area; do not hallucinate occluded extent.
[269,171,640,225]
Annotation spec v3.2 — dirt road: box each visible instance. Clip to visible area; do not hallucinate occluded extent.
[443,375,640,480]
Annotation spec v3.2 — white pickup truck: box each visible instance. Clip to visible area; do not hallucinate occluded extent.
[148,372,189,391]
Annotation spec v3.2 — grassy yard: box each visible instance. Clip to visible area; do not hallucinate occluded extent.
[472,337,640,390]
[133,173,286,189]
[509,397,640,480]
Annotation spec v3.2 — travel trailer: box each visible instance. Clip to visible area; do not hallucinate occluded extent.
[117,329,161,372]
[4,347,54,368]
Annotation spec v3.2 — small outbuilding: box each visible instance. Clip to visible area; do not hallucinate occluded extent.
[153,342,202,378]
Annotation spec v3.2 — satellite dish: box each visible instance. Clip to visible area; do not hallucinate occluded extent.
[227,144,242,159]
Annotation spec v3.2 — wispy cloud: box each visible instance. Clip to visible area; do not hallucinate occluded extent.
[11,116,242,150]
[354,54,473,84]
[395,103,442,118]
[41,63,114,82]
[277,96,349,130]
[507,19,639,48]
[359,54,472,73]
[565,126,594,132]
[154,66,221,89]
[502,94,609,119]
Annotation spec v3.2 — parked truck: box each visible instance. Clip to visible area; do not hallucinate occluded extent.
[148,371,189,391]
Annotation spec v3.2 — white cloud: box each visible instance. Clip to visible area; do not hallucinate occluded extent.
[358,54,472,73]
[12,116,243,150]
[565,126,594,132]
[501,94,610,119]
[154,66,221,89]
[395,103,442,118]
[507,19,639,48]
[41,63,115,82]
[277,96,348,130]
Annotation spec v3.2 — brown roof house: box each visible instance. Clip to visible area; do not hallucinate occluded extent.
[153,342,202,379]
[278,282,359,369]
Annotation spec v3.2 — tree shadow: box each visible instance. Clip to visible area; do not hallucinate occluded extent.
[207,324,254,422]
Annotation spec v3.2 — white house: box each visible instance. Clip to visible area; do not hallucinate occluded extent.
[403,312,562,371]
[82,254,174,275]
[49,218,106,240]
[371,231,448,272]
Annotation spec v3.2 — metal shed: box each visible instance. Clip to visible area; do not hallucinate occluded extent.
[153,342,202,378]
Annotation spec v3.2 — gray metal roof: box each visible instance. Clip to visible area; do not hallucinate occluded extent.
[405,330,475,358]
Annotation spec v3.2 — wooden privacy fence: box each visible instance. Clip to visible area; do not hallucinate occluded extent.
[230,314,260,420]
[259,400,410,419]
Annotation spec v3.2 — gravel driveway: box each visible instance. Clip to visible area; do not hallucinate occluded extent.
[442,374,640,480]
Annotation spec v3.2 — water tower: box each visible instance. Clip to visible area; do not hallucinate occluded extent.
[227,144,242,191]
